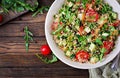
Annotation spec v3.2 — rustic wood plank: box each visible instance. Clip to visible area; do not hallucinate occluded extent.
[0,67,88,78]
[10,13,47,24]
[0,23,45,37]
[0,0,38,26]
[0,54,88,78]
[39,0,55,6]
[0,37,46,53]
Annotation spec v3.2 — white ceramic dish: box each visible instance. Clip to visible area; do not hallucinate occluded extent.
[45,0,120,69]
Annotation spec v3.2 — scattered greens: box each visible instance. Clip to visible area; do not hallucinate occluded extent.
[32,6,49,17]
[100,48,106,61]
[0,0,50,16]
[0,0,38,12]
[36,53,58,64]
[24,26,33,52]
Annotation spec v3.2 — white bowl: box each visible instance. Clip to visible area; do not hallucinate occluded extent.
[45,0,120,69]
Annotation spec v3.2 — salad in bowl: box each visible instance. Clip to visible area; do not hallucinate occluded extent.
[45,0,120,69]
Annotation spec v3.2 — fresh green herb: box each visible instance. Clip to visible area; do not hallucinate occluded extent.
[119,30,120,34]
[82,0,89,8]
[52,26,63,35]
[76,35,86,42]
[32,6,50,17]
[0,0,38,13]
[99,3,112,14]
[70,54,75,59]
[95,38,103,45]
[95,0,102,5]
[36,53,58,64]
[100,48,106,61]
[24,26,33,52]
[87,22,97,29]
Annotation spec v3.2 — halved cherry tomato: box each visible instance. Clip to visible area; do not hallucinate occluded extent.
[86,8,99,22]
[76,51,90,60]
[103,41,113,54]
[0,15,3,23]
[40,45,51,56]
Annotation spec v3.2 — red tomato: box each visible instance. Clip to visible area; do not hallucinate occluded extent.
[51,22,58,30]
[103,41,113,54]
[40,45,51,56]
[91,30,95,34]
[86,8,99,22]
[79,26,84,35]
[112,20,120,27]
[76,51,90,60]
[0,15,3,22]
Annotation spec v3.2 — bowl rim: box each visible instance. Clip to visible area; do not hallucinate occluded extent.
[45,0,120,69]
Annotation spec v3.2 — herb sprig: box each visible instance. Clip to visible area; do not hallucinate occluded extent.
[0,0,38,13]
[24,26,33,52]
[36,53,58,64]
[32,6,50,17]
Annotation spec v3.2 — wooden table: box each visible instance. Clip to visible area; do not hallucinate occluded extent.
[0,1,89,78]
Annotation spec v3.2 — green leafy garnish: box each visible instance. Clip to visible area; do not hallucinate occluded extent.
[32,6,50,17]
[99,3,112,14]
[100,48,106,61]
[95,38,103,45]
[82,0,89,8]
[119,30,120,35]
[24,26,33,52]
[36,53,58,64]
[0,0,38,13]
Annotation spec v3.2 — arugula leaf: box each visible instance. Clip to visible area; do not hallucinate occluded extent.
[32,6,49,17]
[99,3,112,14]
[0,0,38,13]
[82,0,89,8]
[95,38,103,45]
[36,53,58,64]
[100,48,106,61]
[24,26,33,52]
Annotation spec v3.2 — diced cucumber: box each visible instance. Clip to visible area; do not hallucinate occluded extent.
[66,51,71,57]
[78,13,83,20]
[90,57,99,64]
[68,2,73,7]
[102,33,109,37]
[89,43,96,52]
[111,12,117,19]
[84,27,91,33]
[87,36,92,42]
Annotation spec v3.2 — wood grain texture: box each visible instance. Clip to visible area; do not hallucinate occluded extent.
[0,0,38,26]
[0,0,89,78]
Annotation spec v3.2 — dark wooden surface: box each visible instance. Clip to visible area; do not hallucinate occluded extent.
[0,0,38,26]
[0,1,89,78]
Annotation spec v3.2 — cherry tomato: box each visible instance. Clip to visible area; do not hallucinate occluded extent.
[40,45,51,56]
[86,8,99,22]
[0,15,3,22]
[103,41,113,54]
[76,51,90,60]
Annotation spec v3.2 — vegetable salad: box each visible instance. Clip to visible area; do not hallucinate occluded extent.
[51,0,120,64]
